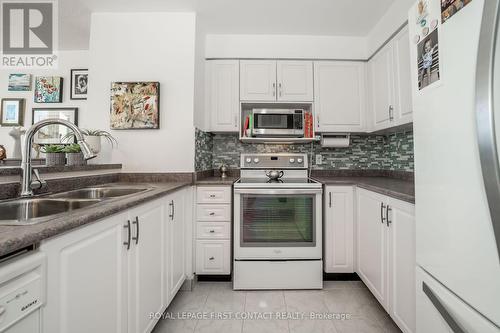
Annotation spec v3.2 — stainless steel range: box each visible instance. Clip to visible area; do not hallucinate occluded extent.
[233,153,323,290]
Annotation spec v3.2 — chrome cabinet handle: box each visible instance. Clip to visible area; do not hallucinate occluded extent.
[389,105,394,121]
[386,205,392,227]
[209,256,215,261]
[272,83,276,97]
[209,230,215,233]
[278,82,282,97]
[422,282,466,333]
[209,194,216,198]
[209,212,216,216]
[380,202,386,223]
[329,192,332,208]
[168,200,174,220]
[123,220,131,250]
[132,216,139,245]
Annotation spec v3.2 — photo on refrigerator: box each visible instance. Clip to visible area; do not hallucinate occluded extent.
[417,28,440,90]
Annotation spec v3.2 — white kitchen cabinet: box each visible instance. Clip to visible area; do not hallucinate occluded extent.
[207,60,240,132]
[356,188,388,306]
[40,188,190,333]
[128,201,166,333]
[392,26,413,127]
[387,197,416,333]
[166,189,186,301]
[240,60,277,101]
[314,61,366,132]
[240,60,313,102]
[41,212,129,333]
[368,25,413,131]
[277,61,313,101]
[323,186,354,273]
[196,240,231,274]
[357,187,416,333]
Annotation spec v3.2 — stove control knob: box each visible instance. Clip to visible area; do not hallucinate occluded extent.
[289,158,295,163]
[253,158,260,164]
[297,158,303,163]
[245,158,252,163]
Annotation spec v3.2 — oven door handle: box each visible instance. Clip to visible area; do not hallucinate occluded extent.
[234,188,322,195]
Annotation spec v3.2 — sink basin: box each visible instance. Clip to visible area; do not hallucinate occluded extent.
[0,198,101,225]
[50,187,150,200]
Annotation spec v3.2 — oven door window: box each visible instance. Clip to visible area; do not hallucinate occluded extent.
[241,194,315,247]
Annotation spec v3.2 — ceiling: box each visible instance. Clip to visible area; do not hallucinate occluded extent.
[59,0,396,50]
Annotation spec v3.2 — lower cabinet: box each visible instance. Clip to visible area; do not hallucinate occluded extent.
[356,187,416,333]
[40,187,189,333]
[323,186,355,273]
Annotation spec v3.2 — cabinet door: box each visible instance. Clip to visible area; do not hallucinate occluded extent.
[40,213,128,333]
[196,240,231,274]
[387,198,416,333]
[207,60,240,132]
[314,61,365,132]
[128,200,165,333]
[277,60,314,101]
[240,60,277,101]
[369,44,394,131]
[167,190,186,300]
[324,186,354,273]
[392,26,413,126]
[356,188,388,308]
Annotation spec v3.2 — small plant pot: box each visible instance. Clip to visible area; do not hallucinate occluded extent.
[66,152,86,166]
[85,135,102,154]
[45,152,66,166]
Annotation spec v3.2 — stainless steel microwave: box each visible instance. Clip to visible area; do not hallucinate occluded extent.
[252,109,304,137]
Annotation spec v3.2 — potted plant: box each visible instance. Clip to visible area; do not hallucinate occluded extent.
[41,145,65,166]
[62,129,117,154]
[63,143,86,166]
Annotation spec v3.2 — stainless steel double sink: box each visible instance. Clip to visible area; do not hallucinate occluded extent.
[0,186,152,225]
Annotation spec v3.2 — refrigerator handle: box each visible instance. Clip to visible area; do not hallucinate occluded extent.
[475,0,500,262]
[422,282,466,333]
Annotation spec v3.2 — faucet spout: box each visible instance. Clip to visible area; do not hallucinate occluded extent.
[20,119,97,197]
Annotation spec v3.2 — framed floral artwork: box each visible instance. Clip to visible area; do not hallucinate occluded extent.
[110,82,159,129]
[34,76,63,103]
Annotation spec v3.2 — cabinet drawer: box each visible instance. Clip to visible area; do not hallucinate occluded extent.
[196,204,231,221]
[196,240,230,275]
[197,187,232,204]
[196,222,231,239]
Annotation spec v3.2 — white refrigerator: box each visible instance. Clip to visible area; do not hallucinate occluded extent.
[409,0,500,332]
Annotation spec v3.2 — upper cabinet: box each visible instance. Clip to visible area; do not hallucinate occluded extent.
[207,60,240,132]
[314,61,366,132]
[368,26,413,132]
[240,60,313,102]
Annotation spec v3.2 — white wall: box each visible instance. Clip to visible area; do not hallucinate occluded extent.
[366,0,414,57]
[87,12,197,172]
[194,18,207,130]
[205,34,368,60]
[0,51,89,156]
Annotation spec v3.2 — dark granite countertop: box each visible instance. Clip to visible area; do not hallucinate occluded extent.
[312,176,415,203]
[0,163,122,176]
[0,181,190,257]
[195,176,239,185]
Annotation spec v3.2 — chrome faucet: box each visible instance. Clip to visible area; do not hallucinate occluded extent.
[21,119,97,197]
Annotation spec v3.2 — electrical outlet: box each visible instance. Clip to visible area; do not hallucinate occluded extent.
[315,154,322,165]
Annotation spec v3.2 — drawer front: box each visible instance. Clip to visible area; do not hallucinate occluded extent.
[196,240,230,274]
[196,204,231,221]
[196,222,231,239]
[197,187,232,204]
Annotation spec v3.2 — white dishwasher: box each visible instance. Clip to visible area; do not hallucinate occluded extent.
[0,251,46,333]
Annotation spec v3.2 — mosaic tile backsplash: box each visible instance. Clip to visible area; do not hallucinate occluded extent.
[194,128,414,172]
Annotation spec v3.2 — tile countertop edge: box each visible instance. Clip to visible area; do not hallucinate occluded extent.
[0,181,191,257]
[312,177,415,204]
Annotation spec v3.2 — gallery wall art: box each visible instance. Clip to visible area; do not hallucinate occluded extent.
[34,76,63,103]
[8,74,31,91]
[1,98,25,126]
[32,107,78,144]
[110,82,159,129]
[70,69,88,100]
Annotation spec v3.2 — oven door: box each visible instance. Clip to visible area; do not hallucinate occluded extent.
[234,188,322,259]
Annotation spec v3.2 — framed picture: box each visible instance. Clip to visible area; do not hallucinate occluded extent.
[70,69,88,100]
[110,81,159,129]
[442,0,472,23]
[34,76,63,103]
[32,108,78,144]
[1,98,25,126]
[417,28,440,90]
[8,74,31,91]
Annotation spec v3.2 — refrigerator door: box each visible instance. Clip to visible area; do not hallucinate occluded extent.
[410,0,500,327]
[476,0,500,262]
[416,267,500,333]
